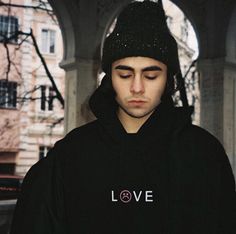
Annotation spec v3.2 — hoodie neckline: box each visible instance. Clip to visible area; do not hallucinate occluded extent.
[89,76,193,146]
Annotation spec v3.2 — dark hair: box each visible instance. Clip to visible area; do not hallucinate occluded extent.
[164,70,183,96]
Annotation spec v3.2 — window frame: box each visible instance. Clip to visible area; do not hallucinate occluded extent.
[0,15,19,44]
[41,28,56,54]
[0,80,17,109]
[40,85,55,111]
[39,145,52,160]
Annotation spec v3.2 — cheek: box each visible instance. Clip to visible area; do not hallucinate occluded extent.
[148,79,167,97]
[112,79,129,97]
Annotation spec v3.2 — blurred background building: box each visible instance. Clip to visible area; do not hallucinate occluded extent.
[0,0,65,177]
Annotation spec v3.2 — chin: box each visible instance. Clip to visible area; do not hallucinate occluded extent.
[125,108,154,119]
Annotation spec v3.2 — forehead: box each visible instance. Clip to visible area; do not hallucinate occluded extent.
[112,56,167,71]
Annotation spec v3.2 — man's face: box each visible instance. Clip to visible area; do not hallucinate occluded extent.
[111,56,167,119]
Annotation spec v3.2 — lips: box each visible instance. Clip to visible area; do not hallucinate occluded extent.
[128,100,146,103]
[128,100,146,105]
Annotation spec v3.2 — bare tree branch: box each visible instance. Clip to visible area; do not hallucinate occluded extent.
[0,29,64,108]
[0,0,53,13]
[3,40,11,80]
[0,0,64,146]
[0,0,57,22]
[27,29,64,108]
[50,117,64,129]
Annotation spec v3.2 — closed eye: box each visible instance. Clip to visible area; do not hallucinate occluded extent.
[145,76,157,80]
[119,74,132,79]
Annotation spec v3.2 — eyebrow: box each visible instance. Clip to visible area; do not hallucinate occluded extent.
[142,66,162,72]
[115,65,134,71]
[114,65,162,72]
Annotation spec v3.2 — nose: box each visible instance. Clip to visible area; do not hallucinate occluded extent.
[130,75,144,94]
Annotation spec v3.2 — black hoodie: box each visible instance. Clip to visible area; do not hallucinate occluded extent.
[10,77,236,234]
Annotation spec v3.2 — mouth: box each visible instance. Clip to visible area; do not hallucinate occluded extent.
[128,99,146,103]
[128,100,147,105]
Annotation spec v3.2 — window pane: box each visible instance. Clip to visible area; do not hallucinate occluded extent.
[0,15,18,43]
[49,30,55,53]
[0,80,7,106]
[13,82,17,107]
[39,146,51,160]
[41,29,56,54]
[2,20,8,36]
[0,80,17,108]
[39,146,45,160]
[40,85,46,110]
[48,86,54,110]
[41,29,48,53]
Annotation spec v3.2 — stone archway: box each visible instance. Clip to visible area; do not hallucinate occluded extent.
[48,0,235,153]
[224,4,236,175]
[48,0,202,132]
[48,0,131,133]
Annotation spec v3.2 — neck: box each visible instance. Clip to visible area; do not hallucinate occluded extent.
[117,108,153,133]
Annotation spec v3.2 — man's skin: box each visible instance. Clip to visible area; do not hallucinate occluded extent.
[111,56,167,133]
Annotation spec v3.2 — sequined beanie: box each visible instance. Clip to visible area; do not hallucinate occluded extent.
[101,0,181,76]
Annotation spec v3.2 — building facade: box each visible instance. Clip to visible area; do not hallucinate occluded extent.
[0,0,65,176]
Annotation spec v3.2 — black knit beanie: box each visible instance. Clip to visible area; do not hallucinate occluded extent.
[102,0,181,76]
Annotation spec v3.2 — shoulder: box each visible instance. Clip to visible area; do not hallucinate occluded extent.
[172,107,222,147]
[172,107,222,149]
[172,124,236,189]
[176,124,228,163]
[180,124,220,144]
[24,120,100,177]
[65,119,99,140]
[51,119,99,149]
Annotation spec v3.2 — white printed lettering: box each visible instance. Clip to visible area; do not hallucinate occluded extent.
[111,190,118,202]
[111,189,154,203]
[133,191,142,201]
[145,191,153,202]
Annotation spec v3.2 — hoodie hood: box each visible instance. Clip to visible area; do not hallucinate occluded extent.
[89,75,193,146]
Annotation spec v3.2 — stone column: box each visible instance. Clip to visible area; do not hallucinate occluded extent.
[198,57,225,143]
[60,58,99,134]
[224,62,236,176]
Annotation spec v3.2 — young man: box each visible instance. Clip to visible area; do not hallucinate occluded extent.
[11,1,236,234]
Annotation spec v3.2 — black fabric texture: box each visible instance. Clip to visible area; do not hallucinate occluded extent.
[102,1,181,76]
[10,74,236,234]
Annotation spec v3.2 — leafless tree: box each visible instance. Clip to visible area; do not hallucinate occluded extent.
[0,0,64,113]
[0,0,65,154]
